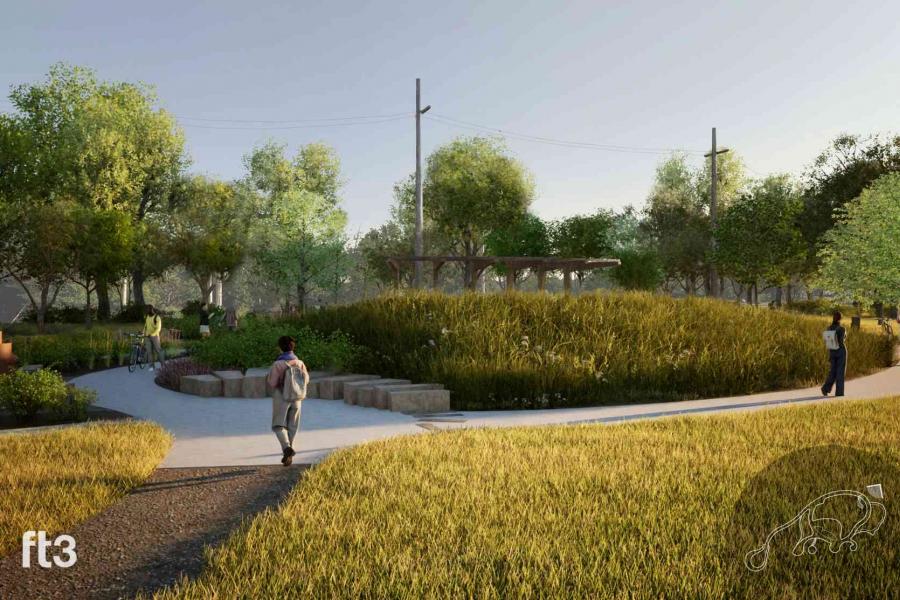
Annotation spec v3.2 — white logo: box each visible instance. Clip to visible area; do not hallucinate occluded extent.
[21,531,77,569]
[744,484,886,572]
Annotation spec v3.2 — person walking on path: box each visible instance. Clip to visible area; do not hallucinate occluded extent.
[143,305,166,371]
[198,303,211,338]
[822,311,847,397]
[267,335,309,466]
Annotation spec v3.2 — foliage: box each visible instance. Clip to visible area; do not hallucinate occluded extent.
[23,305,98,324]
[816,172,900,306]
[11,331,137,373]
[52,386,97,422]
[714,175,805,297]
[0,369,69,421]
[485,212,552,279]
[154,357,212,391]
[301,291,891,410]
[607,246,664,290]
[0,421,170,555]
[166,176,252,301]
[154,397,900,599]
[188,317,359,371]
[424,137,534,285]
[244,142,349,309]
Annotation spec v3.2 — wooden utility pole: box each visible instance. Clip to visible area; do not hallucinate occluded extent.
[414,79,425,288]
[705,127,729,298]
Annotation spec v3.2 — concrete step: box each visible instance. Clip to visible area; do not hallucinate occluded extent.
[388,388,451,413]
[180,374,223,397]
[316,374,379,400]
[345,379,410,406]
[374,384,444,410]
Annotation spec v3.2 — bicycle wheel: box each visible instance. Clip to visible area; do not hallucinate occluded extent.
[138,344,147,370]
[128,345,138,373]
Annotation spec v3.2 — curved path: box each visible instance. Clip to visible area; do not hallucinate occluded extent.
[74,365,900,468]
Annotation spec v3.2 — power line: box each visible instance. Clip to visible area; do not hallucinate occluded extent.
[174,111,410,124]
[425,113,706,156]
[178,114,410,131]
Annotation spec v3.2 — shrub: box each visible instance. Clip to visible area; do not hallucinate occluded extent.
[189,317,359,372]
[52,386,97,421]
[154,358,213,391]
[113,304,149,323]
[22,305,96,324]
[0,369,68,421]
[10,331,121,373]
[300,291,894,410]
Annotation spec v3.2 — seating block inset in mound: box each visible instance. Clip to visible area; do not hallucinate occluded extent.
[387,388,451,413]
[180,374,223,397]
[213,370,244,397]
[241,368,269,398]
[374,384,445,410]
[344,379,410,405]
[317,374,378,400]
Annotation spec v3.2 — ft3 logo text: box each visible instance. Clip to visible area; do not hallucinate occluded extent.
[21,531,77,568]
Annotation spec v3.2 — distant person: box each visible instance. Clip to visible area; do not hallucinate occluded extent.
[198,302,211,338]
[267,335,309,466]
[143,305,166,370]
[225,306,238,331]
[821,311,847,397]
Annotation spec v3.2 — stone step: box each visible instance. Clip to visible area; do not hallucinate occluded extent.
[316,374,379,400]
[374,384,444,410]
[242,368,269,398]
[388,388,451,413]
[344,379,410,406]
[213,370,244,397]
[180,374,223,398]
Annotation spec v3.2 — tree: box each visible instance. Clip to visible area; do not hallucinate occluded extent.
[244,142,348,309]
[67,206,135,325]
[485,213,552,284]
[801,133,900,283]
[816,172,900,307]
[167,176,251,302]
[549,211,615,286]
[607,206,663,291]
[424,136,534,287]
[714,175,805,305]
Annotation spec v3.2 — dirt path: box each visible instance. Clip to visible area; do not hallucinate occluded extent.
[0,465,306,599]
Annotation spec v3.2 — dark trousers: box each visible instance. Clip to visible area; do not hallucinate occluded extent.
[823,348,847,396]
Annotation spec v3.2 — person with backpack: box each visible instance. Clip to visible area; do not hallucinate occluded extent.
[267,335,309,466]
[821,311,847,397]
[143,305,166,370]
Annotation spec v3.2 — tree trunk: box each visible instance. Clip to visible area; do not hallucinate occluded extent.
[786,283,793,306]
[96,280,111,320]
[775,287,783,308]
[132,269,146,306]
[296,282,307,312]
[745,285,752,304]
[37,286,49,333]
[84,287,93,328]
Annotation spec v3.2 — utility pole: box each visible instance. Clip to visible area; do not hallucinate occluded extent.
[414,79,431,288]
[705,127,729,298]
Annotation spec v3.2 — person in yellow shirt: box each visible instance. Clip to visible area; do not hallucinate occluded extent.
[143,305,166,370]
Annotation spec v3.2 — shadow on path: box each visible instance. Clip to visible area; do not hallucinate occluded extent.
[0,464,307,599]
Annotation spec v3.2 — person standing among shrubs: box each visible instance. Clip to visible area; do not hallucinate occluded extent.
[267,335,309,466]
[143,305,166,371]
[821,311,847,397]
[198,303,211,338]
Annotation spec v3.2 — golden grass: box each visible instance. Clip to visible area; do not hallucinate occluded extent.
[157,398,900,599]
[0,421,171,555]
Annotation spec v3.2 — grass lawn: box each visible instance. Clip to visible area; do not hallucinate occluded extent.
[0,421,171,556]
[157,397,899,599]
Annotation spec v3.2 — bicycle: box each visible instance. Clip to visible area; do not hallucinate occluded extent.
[127,333,148,373]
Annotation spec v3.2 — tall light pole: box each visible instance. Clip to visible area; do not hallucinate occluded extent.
[705,127,729,298]
[414,78,431,288]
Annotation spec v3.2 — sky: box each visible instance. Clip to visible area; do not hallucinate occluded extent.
[2,0,899,234]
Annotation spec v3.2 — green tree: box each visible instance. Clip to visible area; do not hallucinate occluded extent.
[167,176,251,302]
[244,142,348,309]
[714,175,805,305]
[816,172,900,307]
[424,136,534,287]
[485,213,552,284]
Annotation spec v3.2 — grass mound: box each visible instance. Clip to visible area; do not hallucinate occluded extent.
[154,397,900,599]
[302,291,892,409]
[0,421,171,555]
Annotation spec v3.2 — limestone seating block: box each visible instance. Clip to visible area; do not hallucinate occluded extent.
[374,384,444,410]
[344,379,409,405]
[307,370,334,380]
[317,374,378,400]
[388,388,451,413]
[213,370,244,397]
[180,374,223,397]
[305,380,320,398]
[242,368,269,398]
[21,364,43,373]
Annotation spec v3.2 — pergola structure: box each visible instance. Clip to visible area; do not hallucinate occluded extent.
[386,256,621,292]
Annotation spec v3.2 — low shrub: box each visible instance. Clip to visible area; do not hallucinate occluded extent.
[787,299,860,317]
[0,369,96,423]
[11,331,127,373]
[300,291,894,410]
[189,317,359,371]
[22,305,96,324]
[154,357,213,391]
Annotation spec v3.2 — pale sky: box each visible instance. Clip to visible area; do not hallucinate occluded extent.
[2,0,899,234]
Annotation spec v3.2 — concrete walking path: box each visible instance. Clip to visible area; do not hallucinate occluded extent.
[72,365,900,468]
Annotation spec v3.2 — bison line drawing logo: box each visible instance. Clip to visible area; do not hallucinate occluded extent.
[744,484,886,572]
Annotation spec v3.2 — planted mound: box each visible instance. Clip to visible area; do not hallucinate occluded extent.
[302,291,892,409]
